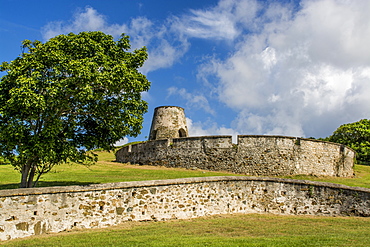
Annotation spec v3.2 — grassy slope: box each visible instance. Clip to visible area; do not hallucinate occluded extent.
[0,151,242,190]
[2,214,370,246]
[1,150,369,189]
[282,164,370,188]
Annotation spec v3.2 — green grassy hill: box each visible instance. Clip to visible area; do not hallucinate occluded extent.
[0,150,242,190]
[1,150,370,190]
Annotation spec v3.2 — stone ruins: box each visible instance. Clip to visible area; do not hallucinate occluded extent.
[116,106,355,177]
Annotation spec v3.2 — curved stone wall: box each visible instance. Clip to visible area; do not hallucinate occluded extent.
[1,177,369,241]
[116,135,355,177]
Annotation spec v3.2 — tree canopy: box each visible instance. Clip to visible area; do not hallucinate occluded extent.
[327,119,370,165]
[0,31,150,188]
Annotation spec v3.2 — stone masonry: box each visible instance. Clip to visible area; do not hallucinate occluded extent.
[1,177,369,241]
[148,106,188,140]
[117,106,355,177]
[116,135,355,177]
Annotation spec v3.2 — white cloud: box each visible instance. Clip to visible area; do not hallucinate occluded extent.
[141,37,189,74]
[182,9,239,40]
[167,87,215,115]
[198,0,370,138]
[292,0,370,68]
[187,118,239,143]
[173,0,260,40]
[42,7,189,73]
[42,7,128,40]
[114,137,129,147]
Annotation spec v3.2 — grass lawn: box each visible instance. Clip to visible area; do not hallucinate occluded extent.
[2,214,370,247]
[0,151,242,190]
[282,164,370,189]
[1,150,369,189]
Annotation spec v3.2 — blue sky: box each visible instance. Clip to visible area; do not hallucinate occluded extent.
[1,0,370,144]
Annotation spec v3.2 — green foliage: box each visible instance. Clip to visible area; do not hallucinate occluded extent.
[327,119,370,165]
[0,31,150,187]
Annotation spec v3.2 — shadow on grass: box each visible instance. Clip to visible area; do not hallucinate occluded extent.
[0,181,98,190]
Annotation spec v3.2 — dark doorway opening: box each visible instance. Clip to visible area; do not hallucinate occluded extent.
[178,128,187,138]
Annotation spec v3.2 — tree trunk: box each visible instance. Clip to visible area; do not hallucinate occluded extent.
[20,162,36,188]
[20,163,31,188]
[27,166,36,188]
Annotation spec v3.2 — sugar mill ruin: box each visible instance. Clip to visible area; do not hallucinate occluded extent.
[116,106,355,177]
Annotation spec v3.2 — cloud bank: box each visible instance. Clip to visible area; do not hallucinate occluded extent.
[192,0,370,137]
[42,0,370,139]
[42,7,189,74]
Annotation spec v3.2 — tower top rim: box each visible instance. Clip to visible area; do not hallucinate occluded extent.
[154,106,184,110]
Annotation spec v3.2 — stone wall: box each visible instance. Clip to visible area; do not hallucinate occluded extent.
[116,135,355,177]
[1,177,369,241]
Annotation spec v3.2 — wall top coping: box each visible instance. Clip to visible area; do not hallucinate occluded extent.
[238,135,332,143]
[154,105,184,110]
[237,135,356,151]
[140,134,345,144]
[1,176,369,198]
[173,135,232,140]
[137,135,233,145]
[129,135,354,152]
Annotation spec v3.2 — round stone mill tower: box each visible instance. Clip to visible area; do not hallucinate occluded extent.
[148,106,188,140]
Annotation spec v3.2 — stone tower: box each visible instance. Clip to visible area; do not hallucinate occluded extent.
[148,106,188,140]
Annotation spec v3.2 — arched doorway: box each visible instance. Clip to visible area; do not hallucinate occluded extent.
[178,128,187,138]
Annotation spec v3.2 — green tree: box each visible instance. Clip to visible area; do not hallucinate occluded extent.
[0,31,150,188]
[327,119,370,165]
